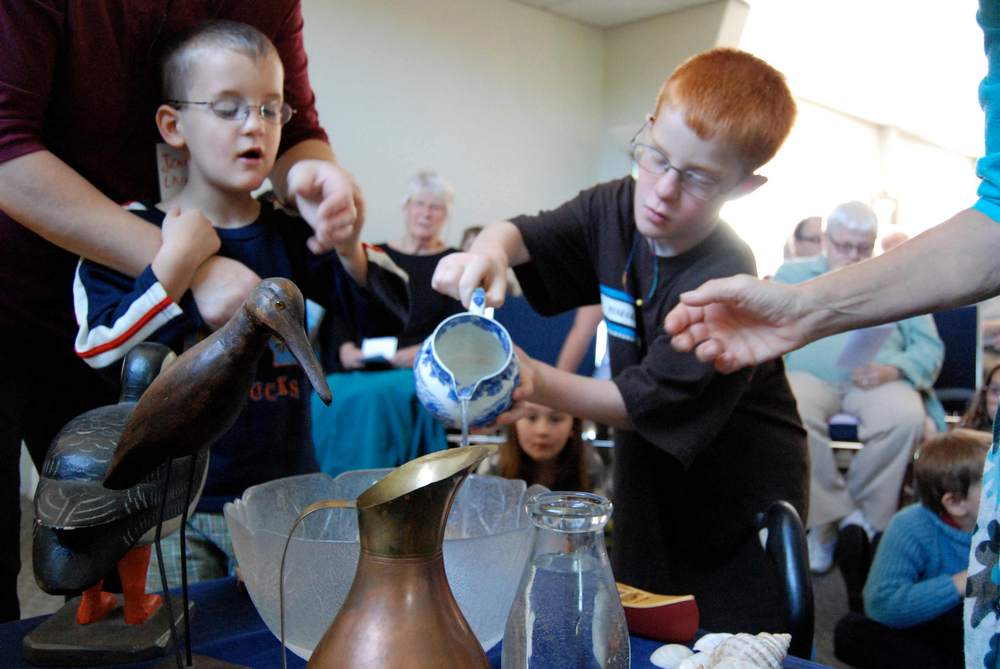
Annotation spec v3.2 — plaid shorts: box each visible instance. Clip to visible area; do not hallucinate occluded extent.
[145,511,236,593]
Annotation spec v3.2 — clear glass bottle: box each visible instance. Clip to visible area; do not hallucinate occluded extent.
[502,491,630,668]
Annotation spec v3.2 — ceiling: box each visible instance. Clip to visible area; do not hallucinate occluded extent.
[511,0,715,28]
[510,0,984,156]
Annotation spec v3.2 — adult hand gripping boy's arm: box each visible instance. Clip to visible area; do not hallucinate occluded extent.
[0,151,260,331]
[665,208,1000,373]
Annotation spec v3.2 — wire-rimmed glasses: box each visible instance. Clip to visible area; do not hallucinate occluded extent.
[629,120,724,200]
[826,234,875,257]
[166,96,296,125]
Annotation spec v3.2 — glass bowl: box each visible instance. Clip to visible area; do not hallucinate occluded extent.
[224,470,539,660]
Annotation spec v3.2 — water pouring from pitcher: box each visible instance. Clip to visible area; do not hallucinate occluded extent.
[414,287,520,441]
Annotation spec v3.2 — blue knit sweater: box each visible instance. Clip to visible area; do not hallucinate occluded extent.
[863,503,969,628]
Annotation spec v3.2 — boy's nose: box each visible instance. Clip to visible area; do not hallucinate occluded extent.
[241,109,265,132]
[654,167,683,200]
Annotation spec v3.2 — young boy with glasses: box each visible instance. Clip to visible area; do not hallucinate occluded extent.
[431,48,806,633]
[71,20,407,599]
[853,429,989,668]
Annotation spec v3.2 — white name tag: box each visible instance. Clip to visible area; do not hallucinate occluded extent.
[599,284,636,342]
[156,143,188,201]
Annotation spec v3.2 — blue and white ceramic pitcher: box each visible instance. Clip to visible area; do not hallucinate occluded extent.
[414,288,520,429]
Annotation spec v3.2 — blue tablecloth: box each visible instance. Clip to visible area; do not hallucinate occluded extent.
[0,577,831,668]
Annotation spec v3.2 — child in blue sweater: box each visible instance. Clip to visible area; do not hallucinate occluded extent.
[864,429,988,633]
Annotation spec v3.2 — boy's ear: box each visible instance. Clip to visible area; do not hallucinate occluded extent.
[155,104,187,149]
[727,174,768,200]
[942,491,968,518]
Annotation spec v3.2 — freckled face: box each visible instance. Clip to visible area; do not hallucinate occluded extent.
[632,105,746,251]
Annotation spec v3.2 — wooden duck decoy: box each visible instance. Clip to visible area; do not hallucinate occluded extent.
[33,342,209,625]
[104,277,333,490]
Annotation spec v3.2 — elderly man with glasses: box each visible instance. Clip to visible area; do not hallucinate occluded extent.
[771,200,946,574]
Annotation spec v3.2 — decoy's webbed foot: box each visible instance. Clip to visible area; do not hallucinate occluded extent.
[119,545,162,625]
[75,581,117,625]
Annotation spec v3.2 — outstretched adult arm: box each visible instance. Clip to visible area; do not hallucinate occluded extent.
[665,208,1000,373]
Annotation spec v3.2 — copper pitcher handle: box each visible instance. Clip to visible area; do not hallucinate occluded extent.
[279,498,355,669]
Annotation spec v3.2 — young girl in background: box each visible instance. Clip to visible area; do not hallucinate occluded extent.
[960,363,1000,432]
[477,402,606,496]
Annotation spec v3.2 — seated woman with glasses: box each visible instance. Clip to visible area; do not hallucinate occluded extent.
[771,201,946,575]
[311,171,462,477]
[960,364,1000,432]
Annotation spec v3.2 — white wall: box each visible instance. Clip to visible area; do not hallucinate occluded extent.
[599,0,748,180]
[298,1,974,282]
[722,100,884,275]
[720,98,980,277]
[301,0,605,246]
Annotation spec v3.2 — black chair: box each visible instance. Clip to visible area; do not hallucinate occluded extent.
[756,500,814,659]
[931,305,981,418]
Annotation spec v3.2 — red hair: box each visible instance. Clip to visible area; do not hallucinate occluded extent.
[655,48,796,172]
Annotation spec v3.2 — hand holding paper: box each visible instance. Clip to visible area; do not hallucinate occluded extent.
[361,336,398,364]
[833,324,896,370]
[851,363,901,389]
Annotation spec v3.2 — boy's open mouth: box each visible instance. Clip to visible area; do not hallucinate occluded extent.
[239,148,263,160]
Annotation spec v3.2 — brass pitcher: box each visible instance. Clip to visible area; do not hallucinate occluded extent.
[283,446,493,669]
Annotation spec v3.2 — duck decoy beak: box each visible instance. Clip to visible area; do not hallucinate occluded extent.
[274,307,332,406]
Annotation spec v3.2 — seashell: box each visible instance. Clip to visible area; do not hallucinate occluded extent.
[708,632,791,669]
[692,632,732,654]
[650,644,694,668]
[677,652,711,669]
[714,660,763,669]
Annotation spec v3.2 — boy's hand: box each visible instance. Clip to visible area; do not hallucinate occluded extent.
[953,570,968,596]
[495,346,537,426]
[286,160,365,255]
[431,251,509,308]
[160,207,219,265]
[153,207,220,304]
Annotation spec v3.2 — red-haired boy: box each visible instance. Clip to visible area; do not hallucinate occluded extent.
[431,48,806,632]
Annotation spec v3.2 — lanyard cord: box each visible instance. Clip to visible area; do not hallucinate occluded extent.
[621,238,660,306]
